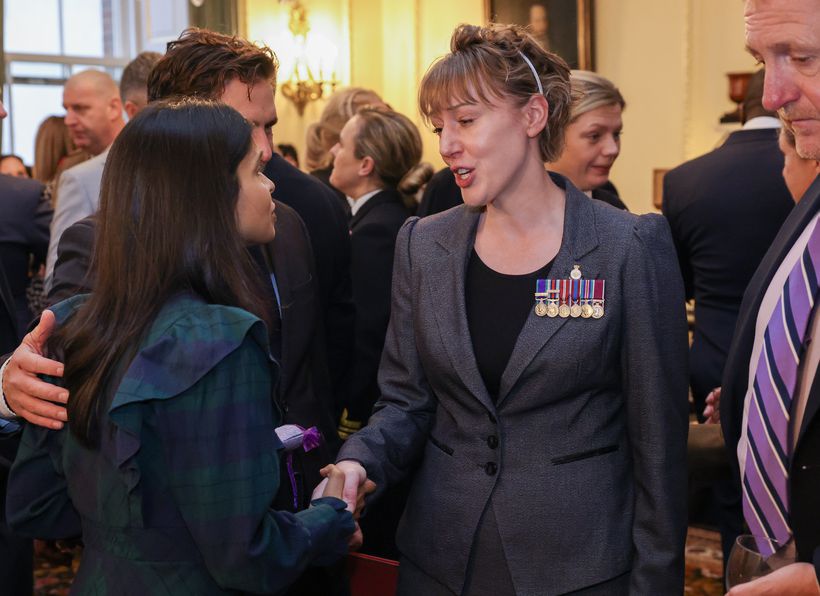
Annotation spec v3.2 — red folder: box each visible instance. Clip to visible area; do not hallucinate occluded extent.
[346,552,399,596]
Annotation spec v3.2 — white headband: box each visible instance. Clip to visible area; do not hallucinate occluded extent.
[518,51,544,95]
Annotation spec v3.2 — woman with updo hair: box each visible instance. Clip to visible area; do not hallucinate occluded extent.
[548,69,628,210]
[331,22,689,594]
[330,106,430,431]
[306,87,386,200]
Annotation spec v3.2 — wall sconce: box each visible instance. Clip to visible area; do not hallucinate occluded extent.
[280,1,339,116]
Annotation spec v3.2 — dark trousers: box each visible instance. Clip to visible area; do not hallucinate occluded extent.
[1,446,33,596]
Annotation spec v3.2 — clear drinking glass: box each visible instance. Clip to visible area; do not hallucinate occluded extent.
[725,535,795,590]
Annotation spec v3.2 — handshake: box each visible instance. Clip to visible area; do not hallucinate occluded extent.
[312,461,377,550]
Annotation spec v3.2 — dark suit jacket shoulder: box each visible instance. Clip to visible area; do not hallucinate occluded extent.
[0,175,50,335]
[417,167,461,217]
[265,155,354,416]
[664,128,794,402]
[347,190,411,421]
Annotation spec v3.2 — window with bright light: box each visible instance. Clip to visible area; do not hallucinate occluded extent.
[2,0,137,165]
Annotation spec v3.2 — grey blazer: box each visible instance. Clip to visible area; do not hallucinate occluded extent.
[44,148,108,290]
[338,179,690,595]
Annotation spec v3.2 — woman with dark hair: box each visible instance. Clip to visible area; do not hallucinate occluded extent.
[333,24,688,595]
[7,99,354,594]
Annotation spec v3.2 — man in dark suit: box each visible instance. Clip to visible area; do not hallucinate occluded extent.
[0,174,50,337]
[721,1,820,593]
[264,153,354,418]
[0,101,37,596]
[663,69,794,564]
[664,69,794,419]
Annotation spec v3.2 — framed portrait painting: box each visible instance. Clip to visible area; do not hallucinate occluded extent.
[485,0,594,70]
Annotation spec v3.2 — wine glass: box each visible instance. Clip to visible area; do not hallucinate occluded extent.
[725,534,795,590]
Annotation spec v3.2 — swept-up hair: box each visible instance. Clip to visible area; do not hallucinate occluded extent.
[352,107,430,195]
[147,28,278,102]
[53,99,271,446]
[418,23,572,163]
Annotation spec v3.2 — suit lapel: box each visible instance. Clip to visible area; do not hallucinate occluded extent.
[496,184,600,405]
[350,190,395,229]
[796,178,820,446]
[427,207,496,412]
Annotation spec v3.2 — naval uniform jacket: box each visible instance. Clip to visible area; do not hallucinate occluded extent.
[338,175,690,595]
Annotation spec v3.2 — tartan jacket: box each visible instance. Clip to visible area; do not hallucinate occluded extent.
[6,293,353,595]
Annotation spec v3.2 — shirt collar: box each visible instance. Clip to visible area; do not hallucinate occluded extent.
[348,188,384,217]
[742,116,782,130]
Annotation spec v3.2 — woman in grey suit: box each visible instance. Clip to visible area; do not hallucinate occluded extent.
[332,23,690,595]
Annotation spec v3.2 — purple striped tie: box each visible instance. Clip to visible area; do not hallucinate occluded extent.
[742,222,820,556]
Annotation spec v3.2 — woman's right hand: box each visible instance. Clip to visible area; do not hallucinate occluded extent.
[319,464,346,500]
[313,460,375,519]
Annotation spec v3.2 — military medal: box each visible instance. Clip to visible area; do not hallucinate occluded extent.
[569,277,582,318]
[534,279,548,316]
[536,269,605,322]
[581,279,594,318]
[558,279,571,318]
[592,279,605,319]
[546,286,560,318]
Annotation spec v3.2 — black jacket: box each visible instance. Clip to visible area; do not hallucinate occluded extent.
[347,189,412,421]
[265,155,354,417]
[663,128,793,410]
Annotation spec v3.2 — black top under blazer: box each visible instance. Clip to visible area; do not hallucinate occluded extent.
[721,175,820,575]
[347,189,411,422]
[339,175,690,595]
[663,128,794,409]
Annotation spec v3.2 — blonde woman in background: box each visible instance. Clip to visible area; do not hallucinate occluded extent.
[547,70,629,210]
[306,87,386,207]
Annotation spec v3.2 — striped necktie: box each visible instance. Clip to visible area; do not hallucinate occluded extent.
[741,221,820,556]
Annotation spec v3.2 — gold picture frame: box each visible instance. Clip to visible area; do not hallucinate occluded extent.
[485,0,594,71]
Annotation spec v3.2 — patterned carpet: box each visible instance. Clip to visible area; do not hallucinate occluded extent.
[684,527,724,595]
[34,528,725,595]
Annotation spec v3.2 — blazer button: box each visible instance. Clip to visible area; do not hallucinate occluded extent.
[487,435,499,449]
[485,461,498,476]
